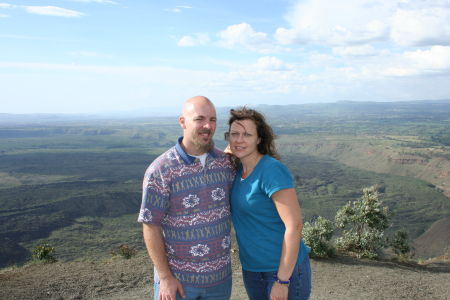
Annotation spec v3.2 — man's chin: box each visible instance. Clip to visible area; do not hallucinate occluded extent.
[196,141,214,153]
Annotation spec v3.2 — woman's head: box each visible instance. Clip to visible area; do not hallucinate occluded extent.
[225,107,280,160]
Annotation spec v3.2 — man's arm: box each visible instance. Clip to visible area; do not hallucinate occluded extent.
[143,223,185,300]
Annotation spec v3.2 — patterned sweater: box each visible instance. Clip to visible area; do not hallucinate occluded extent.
[138,138,235,287]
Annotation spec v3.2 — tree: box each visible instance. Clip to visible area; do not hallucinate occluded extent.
[303,216,335,258]
[335,185,390,259]
[390,230,413,260]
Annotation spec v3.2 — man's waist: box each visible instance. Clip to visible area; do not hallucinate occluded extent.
[168,254,231,273]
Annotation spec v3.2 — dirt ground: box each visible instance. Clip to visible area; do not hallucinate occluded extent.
[1,251,449,300]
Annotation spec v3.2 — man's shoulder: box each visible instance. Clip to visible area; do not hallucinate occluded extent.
[210,147,234,167]
[145,147,180,173]
[211,147,226,158]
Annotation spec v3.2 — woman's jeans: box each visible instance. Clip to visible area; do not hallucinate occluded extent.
[242,257,311,300]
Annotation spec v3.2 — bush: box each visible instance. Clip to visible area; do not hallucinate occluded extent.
[389,230,413,260]
[111,244,137,259]
[32,243,57,263]
[335,185,390,259]
[303,216,335,258]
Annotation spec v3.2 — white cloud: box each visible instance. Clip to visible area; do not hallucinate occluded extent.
[165,6,192,13]
[333,45,378,57]
[0,13,8,17]
[1,58,449,113]
[178,36,196,46]
[24,6,84,17]
[403,46,450,72]
[166,8,182,13]
[328,46,450,78]
[0,3,15,9]
[70,0,118,4]
[275,0,391,46]
[0,34,83,43]
[255,56,290,71]
[390,6,450,46]
[177,33,210,47]
[69,51,114,59]
[275,0,450,47]
[218,22,282,54]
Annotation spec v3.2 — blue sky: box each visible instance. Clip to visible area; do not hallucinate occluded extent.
[1,0,450,114]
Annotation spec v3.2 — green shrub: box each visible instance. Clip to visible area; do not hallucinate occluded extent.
[32,243,57,263]
[111,244,137,259]
[389,230,413,260]
[335,185,390,259]
[303,216,335,258]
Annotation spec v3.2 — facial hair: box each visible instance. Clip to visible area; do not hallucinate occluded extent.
[193,128,214,153]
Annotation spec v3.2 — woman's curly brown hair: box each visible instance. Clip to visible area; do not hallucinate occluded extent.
[225,107,280,160]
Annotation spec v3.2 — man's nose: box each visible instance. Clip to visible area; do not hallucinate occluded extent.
[203,121,212,129]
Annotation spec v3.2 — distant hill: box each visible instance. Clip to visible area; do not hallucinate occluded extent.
[414,218,450,259]
[250,99,450,122]
[4,99,450,124]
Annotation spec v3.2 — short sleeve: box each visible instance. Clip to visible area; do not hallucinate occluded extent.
[137,165,170,224]
[260,160,294,198]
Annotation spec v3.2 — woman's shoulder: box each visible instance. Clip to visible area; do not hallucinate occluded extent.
[261,155,292,176]
[262,155,285,167]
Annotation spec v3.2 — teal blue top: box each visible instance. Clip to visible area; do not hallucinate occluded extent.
[231,155,310,272]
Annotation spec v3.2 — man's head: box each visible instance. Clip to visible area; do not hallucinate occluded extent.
[179,96,217,155]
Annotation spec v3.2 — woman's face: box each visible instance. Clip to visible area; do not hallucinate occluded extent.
[228,119,260,160]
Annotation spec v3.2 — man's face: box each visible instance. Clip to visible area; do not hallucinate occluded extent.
[180,101,217,155]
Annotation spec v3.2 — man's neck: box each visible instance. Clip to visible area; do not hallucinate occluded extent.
[181,142,210,156]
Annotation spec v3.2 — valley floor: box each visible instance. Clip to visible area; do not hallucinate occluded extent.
[1,251,450,300]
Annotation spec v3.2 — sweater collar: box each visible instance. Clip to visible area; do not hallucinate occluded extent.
[175,136,217,164]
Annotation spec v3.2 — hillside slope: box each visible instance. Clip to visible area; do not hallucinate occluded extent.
[414,218,450,259]
[1,251,449,300]
[280,135,450,197]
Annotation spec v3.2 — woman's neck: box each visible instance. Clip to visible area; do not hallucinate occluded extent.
[241,153,264,179]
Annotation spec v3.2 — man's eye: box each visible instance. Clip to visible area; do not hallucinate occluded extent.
[244,133,252,137]
[230,132,239,137]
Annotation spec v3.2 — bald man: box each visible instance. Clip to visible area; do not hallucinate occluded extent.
[138,96,235,300]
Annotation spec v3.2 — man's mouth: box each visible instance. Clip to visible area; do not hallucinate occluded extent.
[199,131,211,137]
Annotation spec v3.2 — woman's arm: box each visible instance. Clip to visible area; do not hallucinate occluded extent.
[271,188,302,300]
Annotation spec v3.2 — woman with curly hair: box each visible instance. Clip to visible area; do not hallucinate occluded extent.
[225,107,311,300]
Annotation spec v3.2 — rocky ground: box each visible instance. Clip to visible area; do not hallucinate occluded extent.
[1,251,449,300]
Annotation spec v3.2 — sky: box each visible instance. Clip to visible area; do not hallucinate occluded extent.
[1,0,450,114]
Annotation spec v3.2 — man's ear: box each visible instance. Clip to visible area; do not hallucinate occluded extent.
[179,116,186,129]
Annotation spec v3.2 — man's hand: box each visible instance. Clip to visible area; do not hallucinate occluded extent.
[270,281,289,300]
[158,276,185,300]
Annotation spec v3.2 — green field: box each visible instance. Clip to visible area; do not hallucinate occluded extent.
[1,100,450,267]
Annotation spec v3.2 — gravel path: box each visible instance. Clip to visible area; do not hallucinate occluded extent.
[1,252,449,300]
